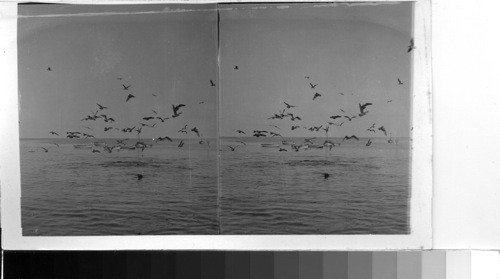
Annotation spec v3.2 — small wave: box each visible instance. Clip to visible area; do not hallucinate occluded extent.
[96,160,194,171]
[99,160,165,168]
[286,159,357,167]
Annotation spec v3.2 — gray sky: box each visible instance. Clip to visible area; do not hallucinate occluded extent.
[18,3,412,139]
[18,4,218,139]
[219,3,412,138]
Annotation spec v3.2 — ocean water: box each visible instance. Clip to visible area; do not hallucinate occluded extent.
[21,138,219,236]
[20,137,410,235]
[220,137,410,234]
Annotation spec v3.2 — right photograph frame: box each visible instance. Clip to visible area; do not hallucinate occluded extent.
[218,2,415,235]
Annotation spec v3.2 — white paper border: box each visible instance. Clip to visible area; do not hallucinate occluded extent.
[1,0,432,250]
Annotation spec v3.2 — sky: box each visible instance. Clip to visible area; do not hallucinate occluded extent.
[219,3,412,138]
[18,4,218,139]
[18,3,412,139]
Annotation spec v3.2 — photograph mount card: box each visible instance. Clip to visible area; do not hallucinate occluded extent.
[0,0,432,250]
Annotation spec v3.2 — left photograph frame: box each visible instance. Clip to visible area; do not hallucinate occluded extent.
[1,0,432,250]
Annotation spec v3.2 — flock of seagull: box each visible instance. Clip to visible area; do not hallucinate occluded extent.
[224,38,413,153]
[38,74,215,160]
[34,38,414,179]
[224,78,398,154]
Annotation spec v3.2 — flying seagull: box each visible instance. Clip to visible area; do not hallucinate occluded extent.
[253,132,266,138]
[140,123,157,128]
[343,135,360,141]
[358,102,373,117]
[83,133,95,139]
[210,80,216,87]
[289,114,302,121]
[96,103,108,110]
[313,93,322,100]
[234,65,239,70]
[309,83,318,89]
[366,139,373,146]
[309,125,323,132]
[227,145,238,151]
[121,126,135,133]
[191,127,200,137]
[268,114,283,120]
[156,117,169,122]
[398,78,403,85]
[155,136,173,142]
[236,130,246,134]
[172,104,186,118]
[284,102,296,109]
[407,38,415,53]
[101,115,115,123]
[126,94,135,102]
[49,131,59,136]
[378,126,387,136]
[122,84,131,90]
[46,67,52,71]
[270,132,282,138]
